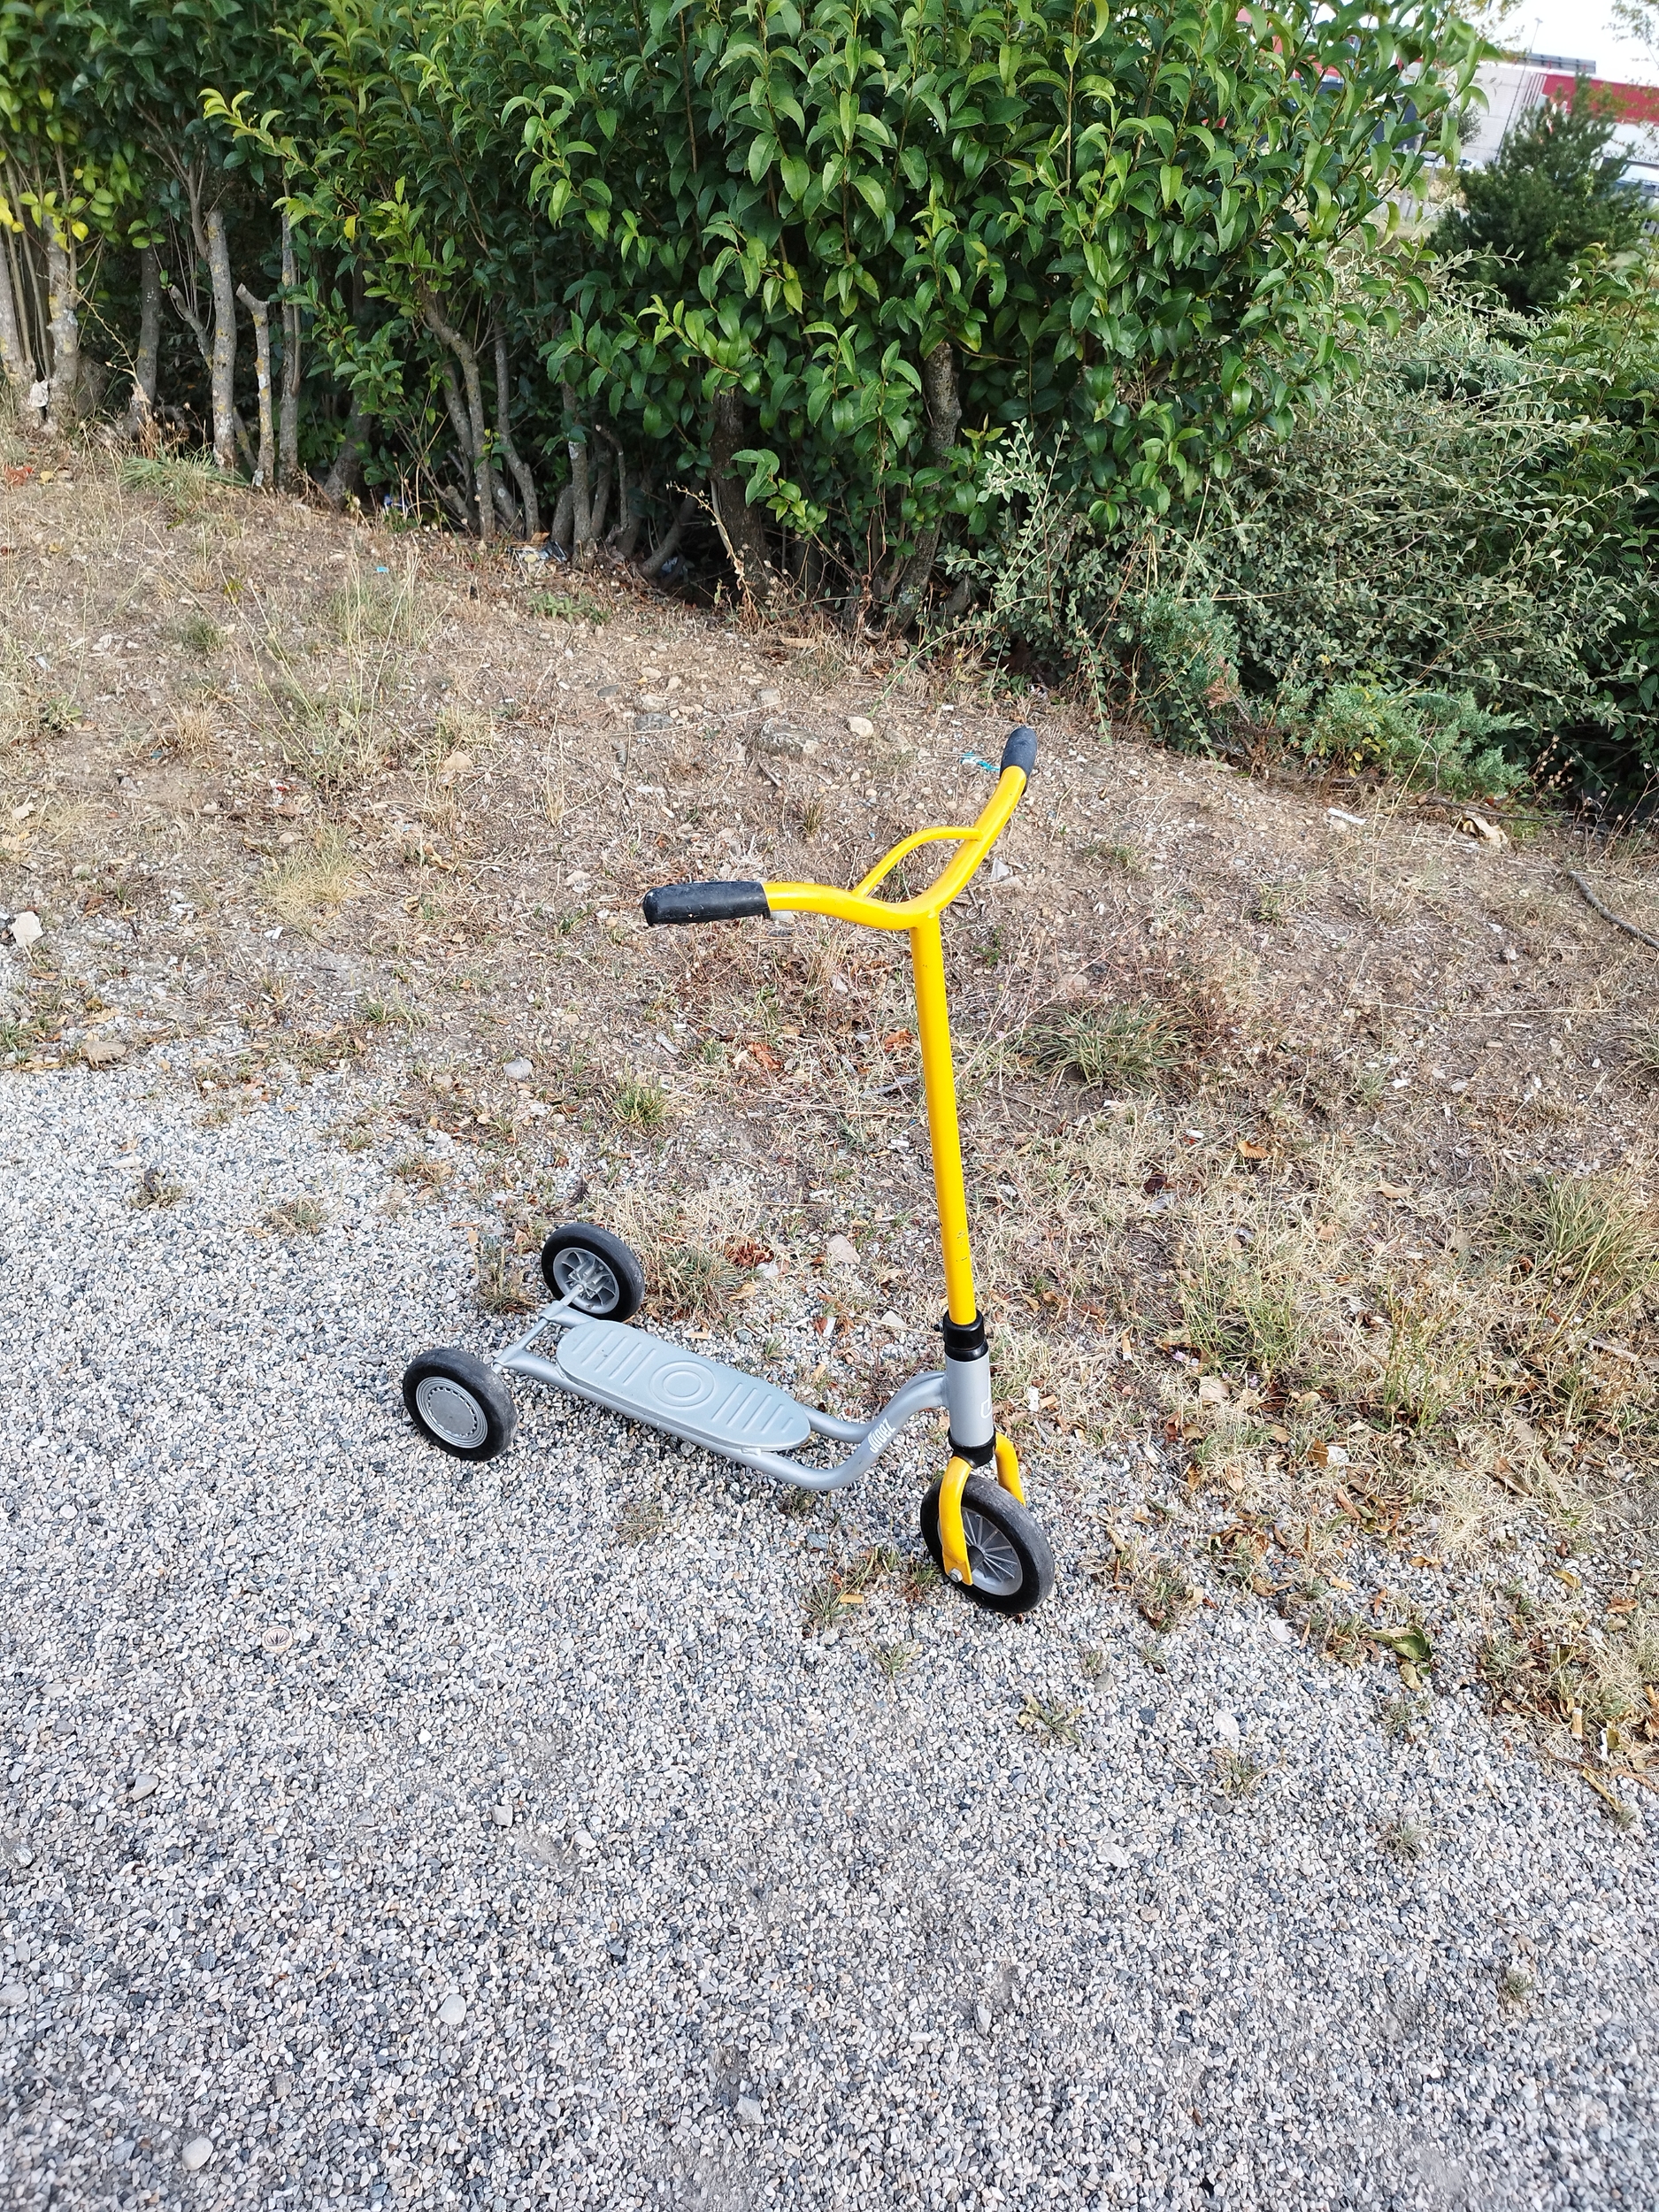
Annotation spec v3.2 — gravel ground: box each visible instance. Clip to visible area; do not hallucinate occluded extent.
[2,1056,1655,2212]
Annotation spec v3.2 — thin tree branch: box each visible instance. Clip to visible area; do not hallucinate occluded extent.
[1566,870,1659,954]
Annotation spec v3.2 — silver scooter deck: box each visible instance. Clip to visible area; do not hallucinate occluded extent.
[493,1304,950,1494]
[553,1318,812,1453]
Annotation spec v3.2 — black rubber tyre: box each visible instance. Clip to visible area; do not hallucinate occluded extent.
[540,1221,646,1320]
[920,1472,1056,1615]
[402,1347,518,1462]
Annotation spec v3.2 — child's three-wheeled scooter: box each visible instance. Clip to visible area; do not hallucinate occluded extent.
[402,724,1054,1613]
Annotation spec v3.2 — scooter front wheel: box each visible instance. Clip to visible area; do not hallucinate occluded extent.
[920,1473,1055,1615]
[540,1222,646,1320]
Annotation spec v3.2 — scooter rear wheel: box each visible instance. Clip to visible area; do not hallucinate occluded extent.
[403,1347,517,1462]
[920,1473,1055,1614]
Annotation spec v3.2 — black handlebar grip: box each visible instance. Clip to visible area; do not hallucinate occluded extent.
[641,880,772,926]
[1001,725,1037,777]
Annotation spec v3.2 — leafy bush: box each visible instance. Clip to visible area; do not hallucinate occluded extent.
[7,0,1476,614]
[968,256,1659,798]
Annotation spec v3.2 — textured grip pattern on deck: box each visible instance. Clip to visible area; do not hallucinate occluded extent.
[555,1320,814,1453]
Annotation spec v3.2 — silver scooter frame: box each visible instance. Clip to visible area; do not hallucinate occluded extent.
[491,1298,950,1494]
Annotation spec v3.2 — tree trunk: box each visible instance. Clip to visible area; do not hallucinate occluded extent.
[603,437,637,555]
[609,499,642,561]
[589,444,612,544]
[710,388,771,603]
[638,489,698,580]
[8,183,50,426]
[492,317,538,539]
[42,207,81,431]
[0,225,35,415]
[321,399,368,509]
[167,280,212,363]
[122,244,162,435]
[278,211,301,491]
[434,480,472,531]
[204,208,238,472]
[422,298,494,543]
[888,342,961,629]
[435,355,478,534]
[549,481,574,557]
[561,381,594,564]
[235,284,275,487]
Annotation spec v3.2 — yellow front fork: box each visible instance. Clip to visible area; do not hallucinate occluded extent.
[937,1440,1025,1586]
[995,1432,1025,1505]
[938,1455,974,1584]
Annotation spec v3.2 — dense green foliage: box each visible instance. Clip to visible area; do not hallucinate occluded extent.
[1432,82,1647,311]
[21,0,1657,801]
[2,0,1474,607]
[972,257,1659,800]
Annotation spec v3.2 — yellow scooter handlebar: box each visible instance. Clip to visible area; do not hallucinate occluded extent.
[641,725,1035,931]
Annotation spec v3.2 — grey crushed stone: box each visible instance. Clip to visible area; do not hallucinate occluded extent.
[1,1059,1655,2212]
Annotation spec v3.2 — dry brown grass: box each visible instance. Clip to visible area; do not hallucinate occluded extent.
[2,429,1656,1787]
[265,1194,328,1238]
[157,704,218,767]
[265,826,363,926]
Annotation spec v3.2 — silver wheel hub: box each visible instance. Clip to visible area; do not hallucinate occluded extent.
[415,1374,488,1450]
[551,1245,621,1313]
[962,1506,1023,1598]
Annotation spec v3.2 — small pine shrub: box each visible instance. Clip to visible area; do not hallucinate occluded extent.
[1296,683,1526,798]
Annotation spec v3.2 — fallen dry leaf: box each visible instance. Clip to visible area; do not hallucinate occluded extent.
[1371,1622,1433,1668]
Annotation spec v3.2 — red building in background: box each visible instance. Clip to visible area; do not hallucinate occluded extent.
[1463,53,1659,196]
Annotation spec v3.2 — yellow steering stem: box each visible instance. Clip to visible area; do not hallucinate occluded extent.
[910,911,975,1324]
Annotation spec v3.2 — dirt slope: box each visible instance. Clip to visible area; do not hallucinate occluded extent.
[3,441,1656,1812]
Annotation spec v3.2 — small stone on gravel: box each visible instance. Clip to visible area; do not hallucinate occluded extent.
[736,2095,764,2128]
[503,1058,533,1081]
[437,1993,466,2027]
[0,1982,26,2009]
[180,2136,212,2171]
[128,1773,157,1801]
